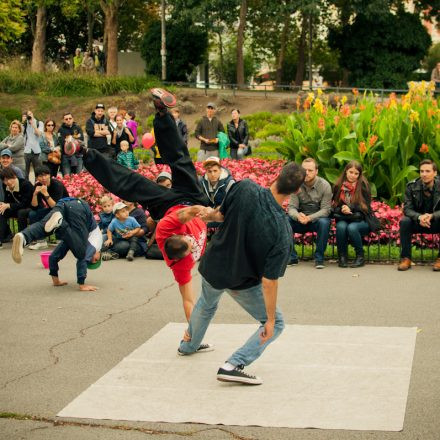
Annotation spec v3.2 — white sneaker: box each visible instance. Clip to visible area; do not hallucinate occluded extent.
[44,211,63,233]
[12,233,25,264]
[28,240,48,250]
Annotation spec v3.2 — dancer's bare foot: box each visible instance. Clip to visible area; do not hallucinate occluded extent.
[52,276,68,287]
[79,284,98,291]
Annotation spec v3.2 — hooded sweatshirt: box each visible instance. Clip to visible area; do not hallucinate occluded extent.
[86,112,111,151]
[199,167,235,208]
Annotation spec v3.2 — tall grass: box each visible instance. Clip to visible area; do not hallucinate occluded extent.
[0,70,160,97]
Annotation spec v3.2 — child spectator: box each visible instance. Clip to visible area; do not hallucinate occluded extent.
[125,111,139,147]
[97,195,114,235]
[117,140,138,170]
[103,202,141,261]
[123,200,148,256]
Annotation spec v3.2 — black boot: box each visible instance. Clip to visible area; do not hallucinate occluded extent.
[351,253,365,268]
[338,254,348,268]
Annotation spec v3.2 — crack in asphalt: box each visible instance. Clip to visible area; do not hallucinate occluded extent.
[1,414,256,439]
[1,281,175,390]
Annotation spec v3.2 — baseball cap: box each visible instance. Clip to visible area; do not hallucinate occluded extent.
[206,102,216,109]
[113,201,127,214]
[203,156,220,168]
[87,256,102,270]
[156,171,172,183]
[1,149,12,157]
[95,103,105,110]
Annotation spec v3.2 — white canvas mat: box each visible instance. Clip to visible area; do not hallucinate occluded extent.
[58,323,417,431]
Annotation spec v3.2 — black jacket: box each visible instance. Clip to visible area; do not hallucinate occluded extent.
[3,178,33,212]
[227,119,249,149]
[403,176,440,222]
[177,119,188,146]
[86,112,111,151]
[32,179,69,210]
[58,122,84,156]
[199,167,235,208]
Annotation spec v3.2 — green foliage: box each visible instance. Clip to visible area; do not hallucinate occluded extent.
[244,112,288,138]
[0,0,26,52]
[329,11,431,88]
[0,70,159,96]
[424,42,440,75]
[0,107,21,139]
[141,18,208,81]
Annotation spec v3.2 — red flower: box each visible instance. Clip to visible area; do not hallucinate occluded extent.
[419,144,429,154]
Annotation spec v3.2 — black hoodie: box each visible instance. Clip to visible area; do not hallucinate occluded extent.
[86,112,111,151]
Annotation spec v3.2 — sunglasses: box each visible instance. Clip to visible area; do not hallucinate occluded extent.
[46,123,54,127]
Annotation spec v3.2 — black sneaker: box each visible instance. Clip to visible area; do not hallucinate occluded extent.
[217,364,262,385]
[177,343,214,356]
[126,250,135,261]
[150,88,177,112]
[315,260,325,269]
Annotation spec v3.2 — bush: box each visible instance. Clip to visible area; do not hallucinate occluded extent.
[0,70,160,97]
[0,107,21,139]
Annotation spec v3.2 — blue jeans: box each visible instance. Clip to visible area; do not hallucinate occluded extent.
[29,208,51,225]
[335,220,370,256]
[230,147,248,160]
[289,217,331,262]
[179,277,285,367]
[62,156,84,176]
[49,241,87,284]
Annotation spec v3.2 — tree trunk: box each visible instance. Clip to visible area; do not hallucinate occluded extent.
[275,12,290,86]
[31,5,47,72]
[236,0,247,87]
[101,1,119,75]
[217,30,224,87]
[295,13,307,86]
[87,9,95,51]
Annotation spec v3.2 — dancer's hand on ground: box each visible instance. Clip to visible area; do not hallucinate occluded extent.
[183,329,191,342]
[79,284,99,291]
[260,320,275,345]
[52,276,68,287]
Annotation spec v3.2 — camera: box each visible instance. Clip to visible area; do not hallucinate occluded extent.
[26,115,32,121]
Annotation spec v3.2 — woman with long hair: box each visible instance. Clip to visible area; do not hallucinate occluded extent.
[39,119,60,177]
[332,160,379,268]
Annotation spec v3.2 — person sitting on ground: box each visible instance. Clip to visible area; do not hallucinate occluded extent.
[332,160,379,268]
[112,114,134,157]
[58,112,85,176]
[0,149,24,179]
[39,119,61,178]
[12,197,102,291]
[103,202,142,262]
[0,120,25,173]
[124,199,148,254]
[0,167,33,248]
[171,108,188,146]
[398,159,440,272]
[116,140,138,170]
[195,102,224,162]
[287,157,332,269]
[97,195,114,237]
[125,111,139,148]
[28,165,69,250]
[227,109,250,160]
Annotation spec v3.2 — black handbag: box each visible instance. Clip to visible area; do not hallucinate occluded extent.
[332,211,364,223]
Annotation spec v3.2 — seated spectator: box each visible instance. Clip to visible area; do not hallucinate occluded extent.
[97,195,115,237]
[112,115,134,156]
[0,149,24,179]
[287,158,332,268]
[156,171,172,189]
[199,156,234,208]
[58,112,85,176]
[171,108,188,146]
[332,160,379,268]
[39,119,61,177]
[398,159,440,271]
[124,199,148,253]
[102,202,141,262]
[125,111,139,147]
[28,165,69,249]
[117,140,138,170]
[0,167,33,247]
[227,109,250,160]
[0,120,25,173]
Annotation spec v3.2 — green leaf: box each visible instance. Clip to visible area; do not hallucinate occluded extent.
[333,151,357,161]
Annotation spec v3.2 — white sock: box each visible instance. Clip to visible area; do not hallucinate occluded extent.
[221,362,235,371]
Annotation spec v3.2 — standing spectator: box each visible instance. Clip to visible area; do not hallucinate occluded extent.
[0,149,25,179]
[22,111,43,180]
[0,167,33,247]
[332,160,379,268]
[117,140,138,170]
[125,111,139,147]
[93,46,106,74]
[111,114,134,156]
[85,104,112,158]
[195,103,224,162]
[73,48,83,71]
[57,45,70,71]
[287,158,332,268]
[58,113,85,176]
[431,62,440,89]
[107,106,119,131]
[39,119,61,177]
[81,51,95,72]
[227,109,250,160]
[0,120,25,172]
[171,108,188,146]
[398,159,440,271]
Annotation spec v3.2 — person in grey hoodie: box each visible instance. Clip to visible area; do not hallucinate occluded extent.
[0,120,25,172]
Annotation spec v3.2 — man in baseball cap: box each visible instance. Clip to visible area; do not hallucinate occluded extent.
[0,149,25,179]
